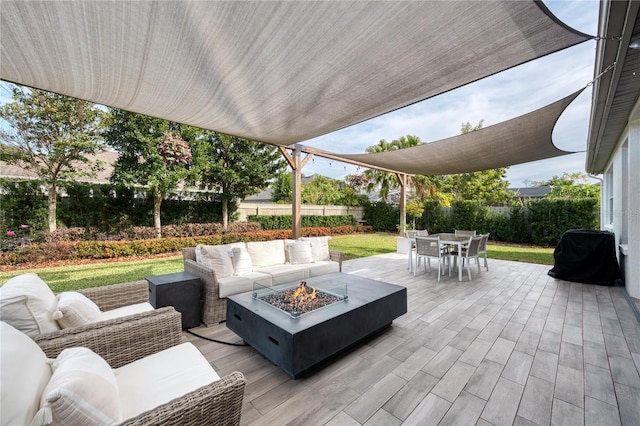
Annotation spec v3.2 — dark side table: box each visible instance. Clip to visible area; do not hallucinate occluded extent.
[146,272,202,329]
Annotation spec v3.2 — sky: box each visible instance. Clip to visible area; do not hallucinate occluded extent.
[300,0,601,188]
[0,1,599,189]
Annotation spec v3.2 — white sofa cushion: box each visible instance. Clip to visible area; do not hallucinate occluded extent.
[246,240,286,267]
[0,322,52,426]
[286,241,314,265]
[300,236,332,261]
[116,342,220,421]
[230,246,253,275]
[54,292,103,328]
[306,261,340,277]
[101,302,154,321]
[218,272,271,298]
[195,244,234,278]
[32,347,122,426]
[255,264,310,286]
[0,273,60,337]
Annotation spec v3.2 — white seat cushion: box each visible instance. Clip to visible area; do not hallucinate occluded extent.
[0,322,52,426]
[0,273,60,337]
[255,264,310,285]
[286,241,314,264]
[300,236,331,261]
[115,342,220,421]
[306,261,340,277]
[218,273,271,298]
[195,244,235,278]
[54,291,103,328]
[230,246,253,275]
[32,347,122,426]
[101,302,154,321]
[246,240,286,267]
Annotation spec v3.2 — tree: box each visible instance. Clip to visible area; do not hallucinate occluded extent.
[271,172,293,203]
[194,132,286,228]
[302,175,342,205]
[406,200,424,230]
[364,135,422,201]
[0,85,107,232]
[439,121,511,205]
[103,109,194,237]
[538,172,600,200]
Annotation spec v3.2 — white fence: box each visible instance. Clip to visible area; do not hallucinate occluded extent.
[238,203,365,222]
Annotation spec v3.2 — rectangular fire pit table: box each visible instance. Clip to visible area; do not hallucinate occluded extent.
[226,272,407,379]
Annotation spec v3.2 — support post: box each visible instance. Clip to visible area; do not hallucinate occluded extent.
[397,173,407,235]
[278,145,313,239]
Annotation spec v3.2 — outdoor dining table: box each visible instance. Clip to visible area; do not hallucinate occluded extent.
[409,233,470,282]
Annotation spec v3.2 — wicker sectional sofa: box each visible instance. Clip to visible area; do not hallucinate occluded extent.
[183,237,343,325]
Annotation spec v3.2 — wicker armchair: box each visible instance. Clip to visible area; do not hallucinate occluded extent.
[44,328,246,425]
[0,277,183,366]
[183,246,343,325]
[2,320,246,426]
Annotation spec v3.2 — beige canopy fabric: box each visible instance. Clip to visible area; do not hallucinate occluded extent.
[1,1,589,148]
[336,90,583,175]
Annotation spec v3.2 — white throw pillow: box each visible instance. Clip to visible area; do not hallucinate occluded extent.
[32,347,122,426]
[287,241,314,265]
[246,240,286,267]
[195,244,234,278]
[0,273,60,337]
[230,247,253,276]
[0,322,52,426]
[300,236,331,262]
[54,292,103,328]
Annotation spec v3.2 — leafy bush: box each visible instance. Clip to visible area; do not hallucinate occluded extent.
[527,198,598,246]
[249,215,355,230]
[363,202,399,232]
[419,201,449,233]
[449,201,491,233]
[0,226,370,266]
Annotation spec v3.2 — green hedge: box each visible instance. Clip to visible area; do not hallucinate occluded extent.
[0,180,226,235]
[363,198,598,246]
[248,214,356,230]
[0,225,371,266]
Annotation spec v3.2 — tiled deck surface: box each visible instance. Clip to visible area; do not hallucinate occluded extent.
[186,253,640,426]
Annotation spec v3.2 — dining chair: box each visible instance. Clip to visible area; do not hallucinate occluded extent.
[454,230,477,237]
[405,231,418,271]
[416,230,430,236]
[462,235,483,280]
[478,233,490,271]
[414,236,450,281]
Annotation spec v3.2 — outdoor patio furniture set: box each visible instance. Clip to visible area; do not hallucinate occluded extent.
[407,229,490,281]
[0,273,246,425]
[182,236,344,325]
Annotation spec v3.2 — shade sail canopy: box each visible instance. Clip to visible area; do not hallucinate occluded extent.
[1,1,588,147]
[336,90,582,175]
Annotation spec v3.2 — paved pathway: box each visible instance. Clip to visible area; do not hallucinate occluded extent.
[186,253,640,425]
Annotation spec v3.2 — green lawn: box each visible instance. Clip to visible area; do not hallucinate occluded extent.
[0,233,554,292]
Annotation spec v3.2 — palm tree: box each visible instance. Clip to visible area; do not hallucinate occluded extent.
[364,135,422,201]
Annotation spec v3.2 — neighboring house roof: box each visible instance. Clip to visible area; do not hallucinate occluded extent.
[0,151,119,184]
[508,186,552,198]
[243,188,273,203]
[586,1,640,173]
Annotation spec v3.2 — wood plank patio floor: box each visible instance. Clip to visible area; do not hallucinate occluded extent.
[185,253,640,426]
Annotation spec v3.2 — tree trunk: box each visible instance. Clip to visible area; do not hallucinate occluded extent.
[222,198,228,230]
[153,192,163,238]
[47,182,57,232]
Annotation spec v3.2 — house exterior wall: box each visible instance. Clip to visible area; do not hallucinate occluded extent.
[601,99,640,298]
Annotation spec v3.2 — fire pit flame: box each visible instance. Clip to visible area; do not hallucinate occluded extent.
[289,281,317,306]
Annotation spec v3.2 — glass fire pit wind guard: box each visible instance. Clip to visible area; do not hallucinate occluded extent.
[252,280,348,318]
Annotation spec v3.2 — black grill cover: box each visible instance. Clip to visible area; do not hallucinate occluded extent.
[548,229,622,285]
